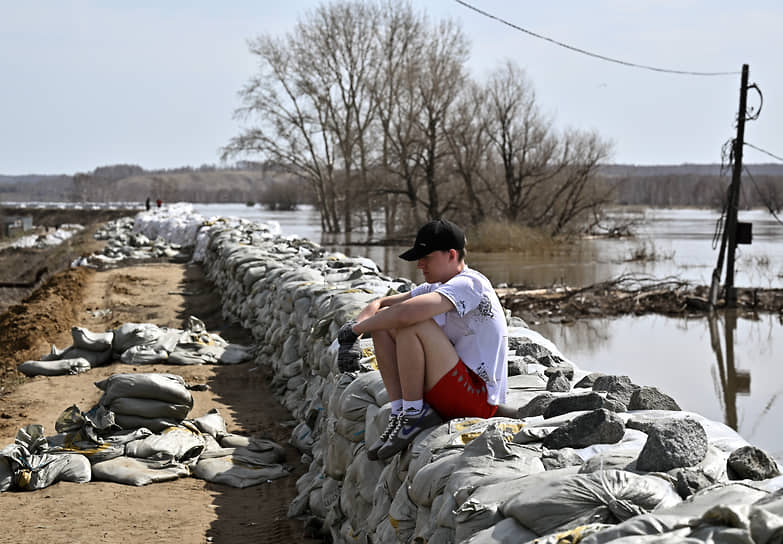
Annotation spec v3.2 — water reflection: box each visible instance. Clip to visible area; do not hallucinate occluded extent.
[539,313,783,461]
[708,311,751,431]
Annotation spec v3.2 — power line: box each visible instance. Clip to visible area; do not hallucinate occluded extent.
[743,165,783,227]
[453,0,740,77]
[745,142,783,163]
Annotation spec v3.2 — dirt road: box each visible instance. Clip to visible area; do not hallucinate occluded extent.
[0,262,318,543]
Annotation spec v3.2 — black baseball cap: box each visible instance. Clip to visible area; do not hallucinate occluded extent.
[399,219,465,261]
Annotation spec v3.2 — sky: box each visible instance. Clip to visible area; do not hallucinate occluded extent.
[1,1,781,175]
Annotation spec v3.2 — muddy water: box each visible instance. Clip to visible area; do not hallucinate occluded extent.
[195,203,783,460]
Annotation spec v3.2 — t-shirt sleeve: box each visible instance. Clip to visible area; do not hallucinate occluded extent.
[410,282,436,298]
[435,274,482,317]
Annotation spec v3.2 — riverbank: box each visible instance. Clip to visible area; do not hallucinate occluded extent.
[2,206,783,543]
[0,260,318,543]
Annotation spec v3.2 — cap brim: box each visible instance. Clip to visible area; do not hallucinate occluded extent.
[399,247,426,261]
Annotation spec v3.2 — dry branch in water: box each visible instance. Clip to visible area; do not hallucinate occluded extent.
[497,273,783,322]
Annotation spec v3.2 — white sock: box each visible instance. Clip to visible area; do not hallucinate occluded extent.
[403,399,423,415]
[390,399,403,416]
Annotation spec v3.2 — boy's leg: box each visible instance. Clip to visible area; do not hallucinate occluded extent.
[376,320,458,460]
[370,329,402,401]
[395,319,459,401]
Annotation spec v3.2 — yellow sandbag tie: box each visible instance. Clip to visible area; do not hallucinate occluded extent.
[17,469,32,490]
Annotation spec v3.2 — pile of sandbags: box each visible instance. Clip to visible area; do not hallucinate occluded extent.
[11,223,84,249]
[18,316,253,377]
[1,373,289,491]
[75,204,783,543]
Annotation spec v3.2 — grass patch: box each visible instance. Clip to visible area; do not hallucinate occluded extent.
[469,220,563,253]
[624,241,675,262]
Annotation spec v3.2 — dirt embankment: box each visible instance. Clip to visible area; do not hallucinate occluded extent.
[0,209,319,543]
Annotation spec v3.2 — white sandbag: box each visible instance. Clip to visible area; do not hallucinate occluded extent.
[120,345,170,365]
[112,323,165,352]
[20,453,91,490]
[454,476,533,542]
[124,425,205,464]
[219,434,286,459]
[191,409,228,439]
[107,397,191,420]
[409,450,462,507]
[60,345,114,366]
[71,326,114,352]
[113,414,183,433]
[17,357,91,377]
[463,517,539,544]
[96,373,193,406]
[217,344,253,364]
[0,442,91,491]
[388,479,419,543]
[290,421,315,454]
[166,349,209,365]
[0,457,12,492]
[501,469,682,536]
[336,370,388,421]
[191,456,289,488]
[91,456,189,486]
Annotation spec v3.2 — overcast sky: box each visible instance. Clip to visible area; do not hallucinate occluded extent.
[2,1,781,175]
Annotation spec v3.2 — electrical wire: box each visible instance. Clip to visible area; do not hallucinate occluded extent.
[453,0,741,76]
[743,165,783,227]
[745,142,783,163]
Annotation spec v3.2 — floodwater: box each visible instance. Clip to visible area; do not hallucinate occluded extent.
[193,203,783,460]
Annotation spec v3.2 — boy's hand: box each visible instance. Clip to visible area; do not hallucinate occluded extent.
[336,320,361,372]
[337,320,359,345]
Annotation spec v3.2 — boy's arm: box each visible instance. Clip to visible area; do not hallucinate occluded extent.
[355,291,411,323]
[353,292,454,335]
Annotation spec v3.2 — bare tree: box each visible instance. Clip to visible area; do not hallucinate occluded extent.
[222,31,342,231]
[413,18,469,220]
[483,61,612,233]
[445,80,491,225]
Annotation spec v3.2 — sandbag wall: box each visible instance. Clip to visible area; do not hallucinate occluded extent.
[125,208,783,544]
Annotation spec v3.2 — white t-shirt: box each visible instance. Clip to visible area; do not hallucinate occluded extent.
[410,266,508,405]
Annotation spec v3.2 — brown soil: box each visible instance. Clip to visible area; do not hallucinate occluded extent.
[0,258,320,542]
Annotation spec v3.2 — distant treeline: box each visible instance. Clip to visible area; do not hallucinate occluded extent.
[601,164,783,209]
[1,162,782,213]
[0,162,309,209]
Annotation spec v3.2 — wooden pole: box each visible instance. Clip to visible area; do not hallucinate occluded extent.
[725,64,749,308]
[709,64,748,309]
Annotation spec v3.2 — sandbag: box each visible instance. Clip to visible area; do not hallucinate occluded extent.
[17,358,91,377]
[463,517,538,544]
[124,424,205,464]
[96,373,193,406]
[0,440,91,491]
[107,397,191,420]
[120,345,170,365]
[501,469,682,536]
[17,453,91,490]
[71,326,114,352]
[60,346,114,366]
[112,323,165,352]
[191,409,228,439]
[191,456,289,488]
[113,414,183,433]
[91,456,189,486]
[0,457,12,492]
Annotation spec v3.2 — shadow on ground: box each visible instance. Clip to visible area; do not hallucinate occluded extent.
[177,263,322,543]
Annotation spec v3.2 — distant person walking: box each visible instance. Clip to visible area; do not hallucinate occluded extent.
[145,197,151,211]
[156,199,162,208]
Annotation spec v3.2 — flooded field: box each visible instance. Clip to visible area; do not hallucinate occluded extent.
[194,203,783,459]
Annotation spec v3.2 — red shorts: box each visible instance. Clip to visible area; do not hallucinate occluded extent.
[424,360,498,420]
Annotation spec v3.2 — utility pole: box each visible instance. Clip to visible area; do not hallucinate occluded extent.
[709,64,749,309]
